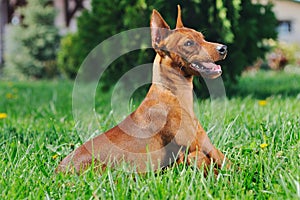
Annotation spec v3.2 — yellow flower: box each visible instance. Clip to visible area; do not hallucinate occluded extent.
[260,143,268,149]
[258,100,267,106]
[0,113,7,119]
[52,154,59,159]
[5,93,15,99]
[7,82,13,87]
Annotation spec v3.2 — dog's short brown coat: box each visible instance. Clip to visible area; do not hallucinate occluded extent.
[56,6,229,174]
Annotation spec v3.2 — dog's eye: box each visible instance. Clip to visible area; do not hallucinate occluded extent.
[184,40,195,46]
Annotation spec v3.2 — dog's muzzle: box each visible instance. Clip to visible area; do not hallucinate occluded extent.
[216,45,227,58]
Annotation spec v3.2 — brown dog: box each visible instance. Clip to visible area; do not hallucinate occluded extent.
[57,6,229,174]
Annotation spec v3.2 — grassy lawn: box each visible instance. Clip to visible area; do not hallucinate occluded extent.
[0,70,300,199]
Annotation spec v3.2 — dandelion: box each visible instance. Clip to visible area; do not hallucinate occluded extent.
[5,93,15,99]
[0,113,7,119]
[7,82,13,87]
[258,100,267,106]
[52,154,59,159]
[260,143,268,149]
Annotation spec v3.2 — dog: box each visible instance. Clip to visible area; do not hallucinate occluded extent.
[56,5,229,174]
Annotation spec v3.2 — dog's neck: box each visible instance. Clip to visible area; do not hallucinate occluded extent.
[152,54,195,116]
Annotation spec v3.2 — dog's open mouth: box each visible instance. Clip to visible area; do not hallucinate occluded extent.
[190,62,222,79]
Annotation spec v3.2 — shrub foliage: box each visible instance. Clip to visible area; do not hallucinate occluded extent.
[4,0,60,78]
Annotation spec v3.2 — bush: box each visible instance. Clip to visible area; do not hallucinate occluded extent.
[221,0,277,80]
[58,0,277,95]
[57,33,83,79]
[4,0,60,79]
[3,25,33,80]
[57,0,152,88]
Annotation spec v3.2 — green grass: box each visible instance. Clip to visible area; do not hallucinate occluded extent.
[0,71,300,199]
[231,69,300,98]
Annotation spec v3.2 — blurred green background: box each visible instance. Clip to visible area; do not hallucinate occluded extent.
[0,0,300,97]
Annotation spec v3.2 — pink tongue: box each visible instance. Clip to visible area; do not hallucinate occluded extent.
[202,63,221,71]
[213,65,221,71]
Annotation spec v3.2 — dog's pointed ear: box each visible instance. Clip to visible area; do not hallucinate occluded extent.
[176,5,184,29]
[151,9,170,49]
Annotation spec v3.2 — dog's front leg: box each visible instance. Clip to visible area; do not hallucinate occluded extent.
[196,123,230,169]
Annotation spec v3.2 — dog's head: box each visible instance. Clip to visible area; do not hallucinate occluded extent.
[150,5,227,79]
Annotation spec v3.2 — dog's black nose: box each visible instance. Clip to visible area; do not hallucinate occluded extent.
[216,45,227,56]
